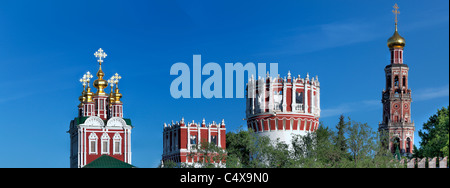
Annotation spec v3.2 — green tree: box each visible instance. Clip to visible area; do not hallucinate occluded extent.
[186,140,227,168]
[416,106,449,158]
[225,127,254,168]
[335,114,348,152]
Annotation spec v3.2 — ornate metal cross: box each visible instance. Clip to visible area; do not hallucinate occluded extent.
[392,3,400,25]
[80,71,94,87]
[111,73,122,88]
[94,48,107,64]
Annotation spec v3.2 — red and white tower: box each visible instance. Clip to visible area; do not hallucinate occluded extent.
[246,72,320,146]
[162,118,226,167]
[69,48,133,168]
[379,4,415,156]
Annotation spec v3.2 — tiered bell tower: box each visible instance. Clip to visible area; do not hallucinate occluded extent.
[379,4,415,156]
[69,48,133,168]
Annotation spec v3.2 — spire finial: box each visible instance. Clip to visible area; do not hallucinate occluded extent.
[392,3,400,31]
[83,71,93,88]
[108,76,115,92]
[94,48,107,66]
[93,48,108,95]
[80,75,88,89]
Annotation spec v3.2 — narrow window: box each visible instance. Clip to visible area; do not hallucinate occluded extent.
[190,135,197,145]
[88,133,98,154]
[406,138,411,153]
[211,135,217,145]
[101,133,110,154]
[90,141,96,153]
[114,141,120,153]
[102,141,108,154]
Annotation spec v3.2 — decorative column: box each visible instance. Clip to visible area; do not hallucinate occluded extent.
[282,81,287,112]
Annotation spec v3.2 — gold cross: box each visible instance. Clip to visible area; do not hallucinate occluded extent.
[392,3,400,25]
[80,71,93,88]
[111,73,122,88]
[94,48,107,64]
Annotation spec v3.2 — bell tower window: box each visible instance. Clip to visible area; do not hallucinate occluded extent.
[394,76,399,86]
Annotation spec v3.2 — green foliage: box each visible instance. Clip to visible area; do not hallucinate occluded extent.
[223,116,400,168]
[186,140,227,168]
[159,160,178,168]
[416,106,449,158]
[335,115,348,153]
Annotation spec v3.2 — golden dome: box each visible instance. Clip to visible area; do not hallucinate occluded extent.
[109,88,116,104]
[85,86,94,102]
[114,87,122,103]
[387,21,405,48]
[93,67,108,95]
[79,89,86,104]
[387,32,405,48]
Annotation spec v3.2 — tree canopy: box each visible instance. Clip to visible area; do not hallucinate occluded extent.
[415,106,449,158]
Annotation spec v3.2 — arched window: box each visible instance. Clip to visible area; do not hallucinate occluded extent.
[402,76,406,88]
[190,135,197,145]
[101,133,110,154]
[387,76,392,88]
[113,133,122,154]
[211,135,217,145]
[394,76,399,86]
[296,91,303,103]
[406,138,411,153]
[89,133,98,154]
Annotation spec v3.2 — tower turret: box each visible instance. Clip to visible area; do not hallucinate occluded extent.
[379,4,415,157]
[246,71,320,147]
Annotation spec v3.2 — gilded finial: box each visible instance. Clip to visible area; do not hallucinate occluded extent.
[392,3,401,33]
[112,73,122,88]
[107,76,116,91]
[94,48,107,66]
[111,73,123,103]
[93,48,108,95]
[387,3,405,49]
[107,76,116,104]
[80,71,94,103]
[392,3,400,30]
[79,74,88,103]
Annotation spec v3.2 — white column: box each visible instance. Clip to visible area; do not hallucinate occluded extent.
[282,82,287,112]
[251,80,256,114]
[292,83,296,112]
[311,85,315,114]
[269,79,273,112]
[218,127,221,147]
[317,87,320,115]
[187,127,190,151]
[260,79,265,112]
[304,83,309,113]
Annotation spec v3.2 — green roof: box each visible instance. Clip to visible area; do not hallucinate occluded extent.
[123,118,132,126]
[76,116,89,125]
[83,155,136,168]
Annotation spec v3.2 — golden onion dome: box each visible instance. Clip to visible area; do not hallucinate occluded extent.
[85,86,94,102]
[114,87,122,103]
[79,90,86,104]
[109,89,116,103]
[93,68,108,95]
[387,25,405,48]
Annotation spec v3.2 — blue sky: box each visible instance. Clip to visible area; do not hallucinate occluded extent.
[0,0,448,167]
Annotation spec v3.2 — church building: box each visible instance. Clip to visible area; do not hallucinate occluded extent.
[68,48,134,168]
